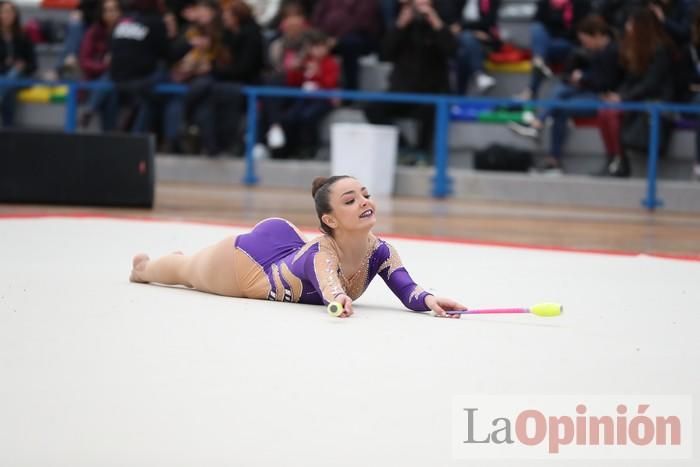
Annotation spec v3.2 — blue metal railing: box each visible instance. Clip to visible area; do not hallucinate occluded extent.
[3,77,700,210]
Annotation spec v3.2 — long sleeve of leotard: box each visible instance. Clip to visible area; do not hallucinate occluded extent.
[376,242,432,312]
[304,246,346,305]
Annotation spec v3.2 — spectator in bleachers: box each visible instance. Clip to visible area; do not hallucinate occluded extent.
[311,0,380,90]
[451,0,501,95]
[509,15,623,173]
[0,0,37,127]
[597,8,676,177]
[364,0,456,162]
[161,0,223,153]
[187,0,265,155]
[78,0,122,130]
[267,4,310,76]
[107,0,171,132]
[515,0,591,101]
[43,0,101,81]
[261,29,340,158]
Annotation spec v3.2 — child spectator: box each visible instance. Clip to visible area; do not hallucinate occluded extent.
[509,15,623,173]
[451,0,501,95]
[263,29,340,158]
[0,0,37,127]
[515,0,591,100]
[78,0,122,130]
[597,8,676,177]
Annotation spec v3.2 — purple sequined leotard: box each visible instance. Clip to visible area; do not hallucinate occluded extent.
[232,218,432,311]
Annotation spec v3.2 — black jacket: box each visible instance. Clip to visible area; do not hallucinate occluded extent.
[213,19,265,84]
[382,20,457,93]
[109,12,170,82]
[534,0,591,40]
[619,45,675,102]
[0,35,37,76]
[566,40,623,93]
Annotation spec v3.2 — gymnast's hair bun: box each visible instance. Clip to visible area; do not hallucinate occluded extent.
[312,177,329,198]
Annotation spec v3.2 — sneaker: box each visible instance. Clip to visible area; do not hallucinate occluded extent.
[508,121,541,139]
[608,156,631,178]
[475,72,496,94]
[252,143,270,160]
[513,88,533,101]
[532,57,553,79]
[266,124,286,149]
[530,158,563,175]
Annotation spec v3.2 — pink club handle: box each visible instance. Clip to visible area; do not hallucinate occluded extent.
[446,308,530,315]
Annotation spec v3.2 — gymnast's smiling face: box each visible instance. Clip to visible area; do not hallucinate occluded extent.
[322,178,377,234]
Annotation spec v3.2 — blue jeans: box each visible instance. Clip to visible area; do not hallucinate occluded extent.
[689,93,700,164]
[541,83,599,160]
[529,22,574,97]
[191,81,244,155]
[55,17,85,70]
[0,68,22,127]
[334,33,375,90]
[456,31,486,94]
[104,69,168,133]
[86,73,118,131]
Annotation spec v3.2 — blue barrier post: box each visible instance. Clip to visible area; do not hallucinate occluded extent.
[63,83,78,133]
[243,90,259,185]
[642,106,663,210]
[432,99,452,198]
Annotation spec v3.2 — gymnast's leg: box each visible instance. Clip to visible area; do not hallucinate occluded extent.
[129,235,242,296]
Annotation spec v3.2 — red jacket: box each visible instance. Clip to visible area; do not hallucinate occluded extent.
[79,23,111,80]
[286,55,340,89]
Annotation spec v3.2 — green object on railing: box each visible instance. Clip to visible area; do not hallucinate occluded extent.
[477,110,528,124]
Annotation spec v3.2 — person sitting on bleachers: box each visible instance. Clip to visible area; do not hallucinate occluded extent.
[451,0,501,95]
[311,0,380,90]
[509,14,623,174]
[268,2,310,77]
[262,29,340,159]
[596,8,677,178]
[107,0,171,133]
[364,0,456,164]
[161,0,223,153]
[515,0,591,101]
[0,0,37,128]
[78,0,122,130]
[192,0,266,156]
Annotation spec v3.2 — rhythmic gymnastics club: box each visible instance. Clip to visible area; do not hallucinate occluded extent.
[446,302,563,317]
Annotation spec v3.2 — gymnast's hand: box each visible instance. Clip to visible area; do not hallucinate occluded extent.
[425,295,465,319]
[335,294,354,318]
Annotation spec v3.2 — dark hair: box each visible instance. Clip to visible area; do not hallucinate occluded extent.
[577,14,611,37]
[305,28,328,46]
[311,175,352,235]
[0,1,22,38]
[621,8,673,74]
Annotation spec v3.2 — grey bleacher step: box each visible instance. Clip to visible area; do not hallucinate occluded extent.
[155,155,700,213]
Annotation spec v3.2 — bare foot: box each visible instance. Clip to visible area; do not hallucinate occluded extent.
[129,254,150,283]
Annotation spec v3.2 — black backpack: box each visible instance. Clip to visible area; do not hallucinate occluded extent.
[473,144,533,172]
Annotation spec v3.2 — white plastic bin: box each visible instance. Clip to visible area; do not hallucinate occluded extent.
[330,123,399,196]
